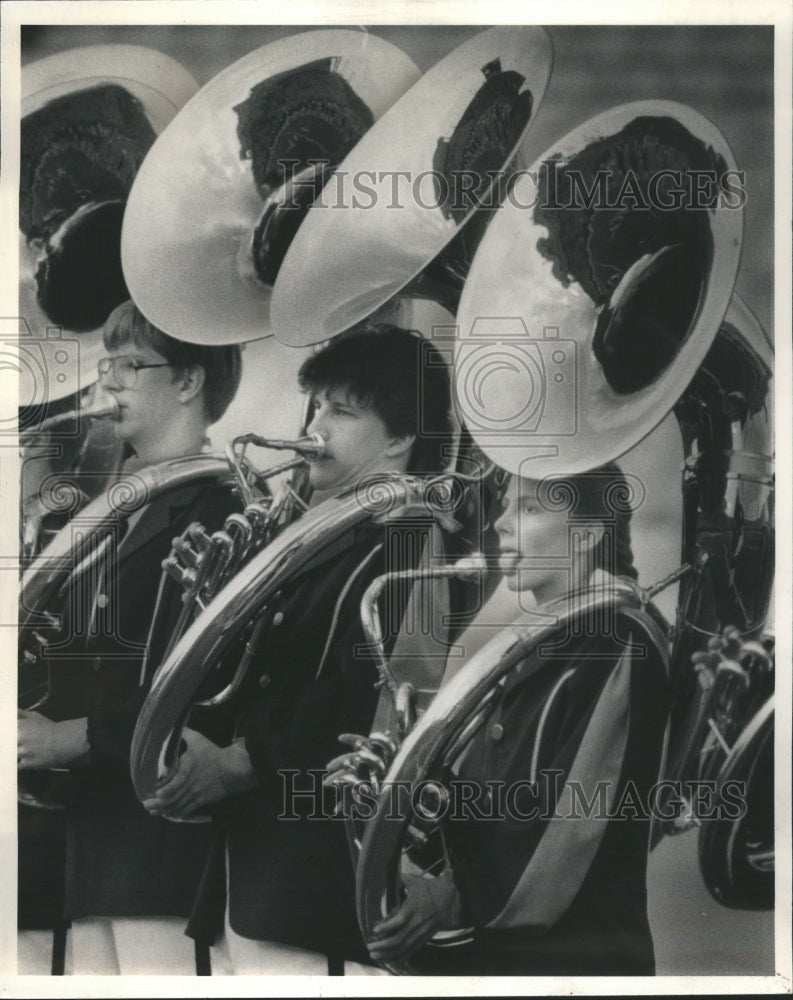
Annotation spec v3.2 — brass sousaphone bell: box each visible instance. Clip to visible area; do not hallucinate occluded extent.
[20,46,199,401]
[453,101,744,479]
[270,26,554,346]
[120,30,421,345]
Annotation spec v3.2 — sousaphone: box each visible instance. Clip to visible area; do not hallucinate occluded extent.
[453,101,743,479]
[270,26,554,346]
[19,46,199,403]
[121,30,421,345]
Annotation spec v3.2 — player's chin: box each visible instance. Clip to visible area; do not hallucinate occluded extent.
[505,567,539,594]
[504,572,522,592]
[112,417,134,440]
[308,460,338,492]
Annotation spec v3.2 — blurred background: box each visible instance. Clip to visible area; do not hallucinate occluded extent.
[19,22,775,977]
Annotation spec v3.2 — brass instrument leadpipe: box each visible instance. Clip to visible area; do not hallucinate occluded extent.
[355,553,689,777]
[20,398,119,439]
[225,433,323,509]
[252,453,307,479]
[233,432,325,458]
[360,555,487,736]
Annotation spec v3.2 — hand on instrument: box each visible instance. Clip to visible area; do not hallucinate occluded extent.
[17,710,89,769]
[324,732,398,814]
[142,728,246,819]
[367,869,462,964]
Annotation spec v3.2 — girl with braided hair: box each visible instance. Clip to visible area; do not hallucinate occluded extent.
[366,461,671,976]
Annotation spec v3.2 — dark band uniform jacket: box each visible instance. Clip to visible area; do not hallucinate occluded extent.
[188,518,429,965]
[53,476,240,921]
[416,597,670,977]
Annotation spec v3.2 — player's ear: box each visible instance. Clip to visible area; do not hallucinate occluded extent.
[384,432,415,461]
[177,364,205,404]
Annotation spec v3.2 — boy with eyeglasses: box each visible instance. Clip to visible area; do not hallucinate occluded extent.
[17,300,243,974]
[96,304,240,468]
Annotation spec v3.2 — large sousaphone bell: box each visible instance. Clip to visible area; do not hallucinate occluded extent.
[20,46,199,402]
[270,26,554,346]
[453,100,743,479]
[121,30,421,345]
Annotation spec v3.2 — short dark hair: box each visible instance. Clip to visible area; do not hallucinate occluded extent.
[103,300,242,424]
[297,324,453,475]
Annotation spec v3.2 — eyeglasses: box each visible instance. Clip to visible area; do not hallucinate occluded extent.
[97,356,173,389]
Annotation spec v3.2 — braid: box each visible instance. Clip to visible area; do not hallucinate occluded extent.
[543,461,639,581]
[611,509,639,580]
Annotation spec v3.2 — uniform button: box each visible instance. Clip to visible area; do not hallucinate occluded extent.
[258,674,271,689]
[491,723,504,741]
[96,594,109,609]
[92,657,102,672]
[272,612,284,626]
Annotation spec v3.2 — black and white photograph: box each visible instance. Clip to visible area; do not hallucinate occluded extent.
[1,1,790,994]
